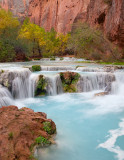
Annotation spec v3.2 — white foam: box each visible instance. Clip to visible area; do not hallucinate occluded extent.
[98,119,124,160]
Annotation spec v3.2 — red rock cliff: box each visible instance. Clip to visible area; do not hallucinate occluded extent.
[0,0,124,47]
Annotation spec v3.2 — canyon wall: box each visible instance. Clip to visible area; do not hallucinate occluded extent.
[0,0,124,47]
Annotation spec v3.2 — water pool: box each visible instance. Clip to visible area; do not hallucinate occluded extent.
[17,92,124,160]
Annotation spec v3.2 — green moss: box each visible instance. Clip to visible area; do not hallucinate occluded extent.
[50,57,56,61]
[60,57,64,61]
[35,136,51,146]
[43,121,56,134]
[35,75,47,96]
[63,84,76,93]
[97,61,124,65]
[32,65,41,72]
[60,72,80,93]
[113,62,124,65]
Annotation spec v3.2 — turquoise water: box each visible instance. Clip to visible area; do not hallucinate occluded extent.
[18,92,124,160]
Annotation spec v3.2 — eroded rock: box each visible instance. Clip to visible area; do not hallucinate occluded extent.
[0,105,56,160]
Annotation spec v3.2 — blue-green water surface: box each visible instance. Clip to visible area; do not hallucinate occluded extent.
[18,92,124,160]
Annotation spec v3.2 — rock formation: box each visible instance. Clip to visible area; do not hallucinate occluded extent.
[0,0,123,47]
[0,105,56,160]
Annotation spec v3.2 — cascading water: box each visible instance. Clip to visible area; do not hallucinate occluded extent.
[45,74,63,95]
[0,67,123,107]
[12,69,31,99]
[0,85,13,106]
[111,71,124,95]
[77,72,115,92]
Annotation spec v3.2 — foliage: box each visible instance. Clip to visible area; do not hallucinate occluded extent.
[43,122,54,134]
[35,136,51,145]
[32,65,41,72]
[0,9,122,63]
[35,75,47,96]
[68,23,122,62]
[0,9,19,34]
[0,40,16,62]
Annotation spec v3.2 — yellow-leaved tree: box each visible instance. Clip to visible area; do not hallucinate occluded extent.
[0,9,19,34]
[19,19,46,57]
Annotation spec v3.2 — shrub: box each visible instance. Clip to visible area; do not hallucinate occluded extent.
[68,22,122,62]
[32,65,41,72]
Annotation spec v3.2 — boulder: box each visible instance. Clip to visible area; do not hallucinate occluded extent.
[0,106,56,160]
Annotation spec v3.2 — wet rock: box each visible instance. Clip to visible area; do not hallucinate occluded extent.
[60,72,80,92]
[94,91,108,97]
[0,106,56,160]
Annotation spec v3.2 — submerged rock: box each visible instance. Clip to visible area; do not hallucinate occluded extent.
[0,106,56,160]
[94,92,108,97]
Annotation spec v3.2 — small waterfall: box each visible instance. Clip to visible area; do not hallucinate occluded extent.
[77,72,115,92]
[111,71,124,95]
[12,69,31,99]
[0,85,13,107]
[41,66,75,71]
[76,67,104,72]
[46,74,63,95]
[28,74,39,97]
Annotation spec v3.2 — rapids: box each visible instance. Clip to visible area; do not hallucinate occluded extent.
[0,60,124,160]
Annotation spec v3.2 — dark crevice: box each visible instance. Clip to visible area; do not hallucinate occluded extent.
[97,12,106,24]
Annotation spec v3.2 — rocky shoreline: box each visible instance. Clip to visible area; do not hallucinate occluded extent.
[0,106,56,160]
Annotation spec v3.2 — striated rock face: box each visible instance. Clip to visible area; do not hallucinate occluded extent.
[0,0,123,47]
[0,106,56,160]
[87,0,124,47]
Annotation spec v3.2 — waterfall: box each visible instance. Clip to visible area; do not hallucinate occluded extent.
[77,72,115,92]
[46,74,63,95]
[0,66,123,102]
[111,71,124,95]
[41,66,75,71]
[28,74,39,97]
[0,85,13,107]
[12,69,31,99]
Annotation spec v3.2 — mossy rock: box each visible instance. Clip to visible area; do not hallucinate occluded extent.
[50,57,56,61]
[43,121,56,134]
[60,72,80,92]
[63,84,77,93]
[35,75,47,96]
[32,65,41,72]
